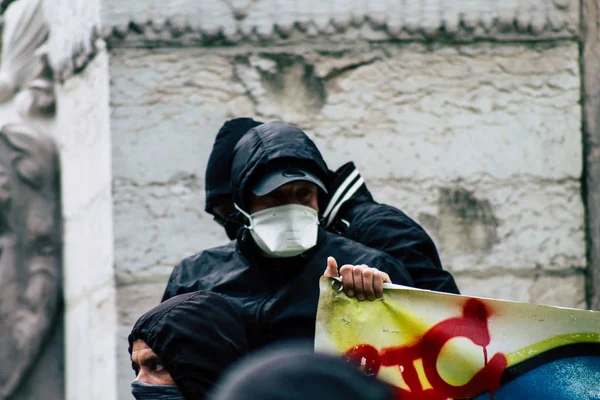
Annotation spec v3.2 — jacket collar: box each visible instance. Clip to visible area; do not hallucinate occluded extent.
[322,162,372,228]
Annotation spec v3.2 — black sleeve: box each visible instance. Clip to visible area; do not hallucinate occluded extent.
[373,255,414,288]
[161,264,183,302]
[161,258,202,302]
[348,205,460,294]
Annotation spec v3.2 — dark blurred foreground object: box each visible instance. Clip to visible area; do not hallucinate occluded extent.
[128,291,248,399]
[209,343,395,400]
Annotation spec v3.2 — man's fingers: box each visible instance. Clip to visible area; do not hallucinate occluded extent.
[324,256,339,277]
[362,267,376,301]
[339,265,355,297]
[373,271,391,298]
[373,271,384,298]
[381,272,391,283]
[338,264,391,300]
[353,265,366,301]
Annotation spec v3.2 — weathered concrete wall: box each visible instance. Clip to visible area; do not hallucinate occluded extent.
[111,40,585,397]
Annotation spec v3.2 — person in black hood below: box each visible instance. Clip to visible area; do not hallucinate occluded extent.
[163,121,414,350]
[128,291,248,400]
[204,118,459,294]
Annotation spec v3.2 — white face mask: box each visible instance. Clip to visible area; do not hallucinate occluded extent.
[235,204,319,258]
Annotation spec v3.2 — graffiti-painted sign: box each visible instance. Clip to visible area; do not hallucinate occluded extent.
[315,278,600,400]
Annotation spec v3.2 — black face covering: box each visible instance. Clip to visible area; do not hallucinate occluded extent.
[130,380,184,400]
[213,211,245,241]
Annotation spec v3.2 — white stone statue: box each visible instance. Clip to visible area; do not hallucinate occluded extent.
[0,0,55,121]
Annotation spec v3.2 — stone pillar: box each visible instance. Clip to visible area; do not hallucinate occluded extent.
[582,0,600,310]
[45,0,118,395]
[54,48,117,400]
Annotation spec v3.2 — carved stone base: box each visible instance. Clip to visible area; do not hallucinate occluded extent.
[10,314,64,400]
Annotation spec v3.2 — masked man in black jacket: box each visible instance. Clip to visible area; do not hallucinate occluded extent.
[162,122,414,350]
[204,118,459,294]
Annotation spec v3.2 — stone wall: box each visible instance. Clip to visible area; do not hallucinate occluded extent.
[110,39,585,398]
[105,1,585,398]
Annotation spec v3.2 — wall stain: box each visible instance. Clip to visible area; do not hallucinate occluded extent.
[420,187,498,258]
[233,53,326,122]
[257,53,326,116]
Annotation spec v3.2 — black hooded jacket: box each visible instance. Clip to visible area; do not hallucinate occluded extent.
[205,118,263,239]
[128,291,248,399]
[162,122,414,350]
[204,120,458,293]
[324,162,460,294]
[205,118,263,214]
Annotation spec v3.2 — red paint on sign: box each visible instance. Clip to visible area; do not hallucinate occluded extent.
[343,298,507,400]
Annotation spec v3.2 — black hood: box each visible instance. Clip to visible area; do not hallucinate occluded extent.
[128,291,248,399]
[230,121,329,211]
[209,343,394,400]
[205,118,263,214]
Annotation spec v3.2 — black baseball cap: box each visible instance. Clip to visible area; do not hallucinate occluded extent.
[251,166,328,196]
